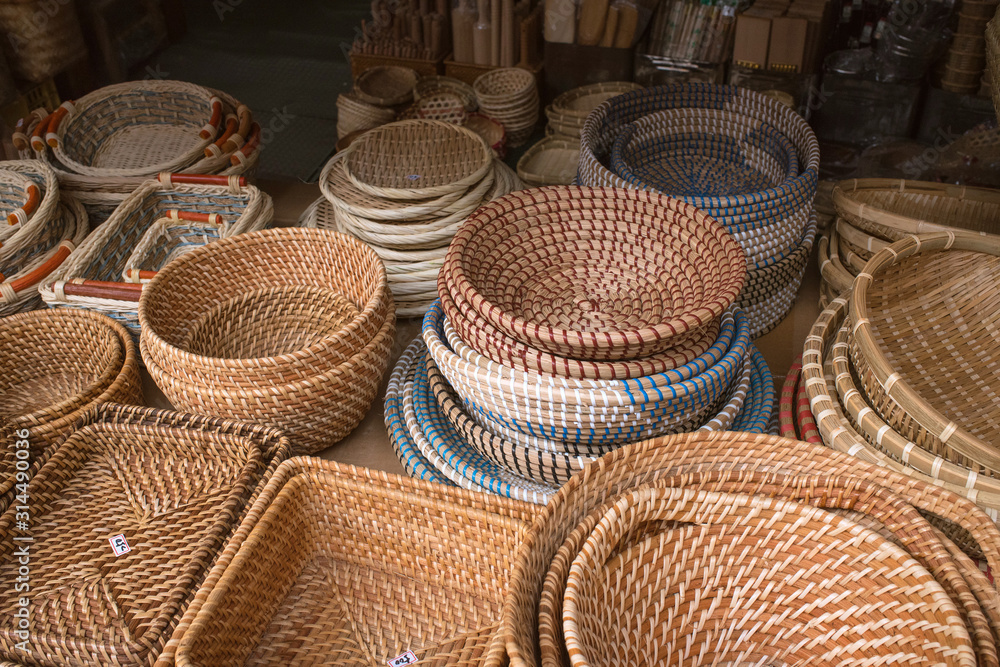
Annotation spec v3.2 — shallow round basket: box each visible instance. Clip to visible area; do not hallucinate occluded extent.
[549,81,643,119]
[833,178,1000,241]
[51,80,220,179]
[353,66,419,107]
[1,308,142,447]
[464,113,507,157]
[406,91,469,124]
[414,75,477,111]
[472,67,536,104]
[848,231,1000,477]
[341,119,493,200]
[516,137,579,187]
[439,186,747,361]
[138,227,391,388]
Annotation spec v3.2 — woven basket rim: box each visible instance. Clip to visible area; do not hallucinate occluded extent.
[353,65,419,106]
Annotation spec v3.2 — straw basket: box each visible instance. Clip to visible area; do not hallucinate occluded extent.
[173,456,535,667]
[354,65,420,106]
[499,431,1000,667]
[415,75,478,111]
[544,82,643,140]
[336,92,397,139]
[40,173,272,339]
[465,112,507,157]
[0,0,87,82]
[516,137,579,187]
[0,402,290,666]
[474,68,539,147]
[139,227,396,455]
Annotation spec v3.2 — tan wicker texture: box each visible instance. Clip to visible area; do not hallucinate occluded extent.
[138,227,396,455]
[474,68,539,147]
[0,402,290,666]
[516,137,580,187]
[0,0,87,82]
[354,65,420,106]
[415,75,478,111]
[464,112,507,157]
[174,457,535,667]
[336,92,396,140]
[545,82,643,140]
[989,6,1000,120]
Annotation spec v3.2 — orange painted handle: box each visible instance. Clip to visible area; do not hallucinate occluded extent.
[159,173,247,187]
[9,242,74,292]
[45,101,74,148]
[60,279,144,301]
[123,268,158,283]
[231,122,261,166]
[166,209,223,224]
[13,114,35,151]
[205,115,238,157]
[223,105,253,153]
[30,113,53,152]
[7,184,39,226]
[201,97,223,139]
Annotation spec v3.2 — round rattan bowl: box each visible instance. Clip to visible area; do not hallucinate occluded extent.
[474,68,539,147]
[439,185,747,361]
[353,65,419,107]
[516,137,579,187]
[414,75,478,111]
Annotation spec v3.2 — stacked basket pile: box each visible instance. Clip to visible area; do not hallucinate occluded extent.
[500,430,1000,666]
[941,0,999,94]
[386,186,777,504]
[138,228,396,456]
[799,230,1000,538]
[14,80,261,224]
[337,65,420,139]
[577,82,820,338]
[473,68,539,148]
[0,160,88,317]
[315,119,521,318]
[817,178,1000,308]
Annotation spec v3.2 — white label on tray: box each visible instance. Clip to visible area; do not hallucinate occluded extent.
[109,534,131,557]
[388,651,418,666]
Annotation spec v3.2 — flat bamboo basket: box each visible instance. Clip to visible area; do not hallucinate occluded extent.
[515,137,579,187]
[0,402,290,666]
[173,457,535,667]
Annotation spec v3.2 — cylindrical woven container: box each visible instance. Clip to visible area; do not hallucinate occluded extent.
[40,173,272,339]
[336,91,397,139]
[172,456,535,667]
[138,227,396,455]
[499,431,1000,667]
[0,0,87,82]
[0,402,289,666]
[474,68,539,147]
[988,5,1000,121]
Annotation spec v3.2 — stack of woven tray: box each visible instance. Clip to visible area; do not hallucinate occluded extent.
[39,173,272,340]
[941,0,999,94]
[0,159,88,317]
[544,81,642,141]
[337,65,420,138]
[386,186,776,504]
[801,231,1000,540]
[139,228,396,455]
[13,80,262,224]
[577,83,820,338]
[499,430,1000,666]
[473,68,539,147]
[818,178,1000,308]
[314,119,521,318]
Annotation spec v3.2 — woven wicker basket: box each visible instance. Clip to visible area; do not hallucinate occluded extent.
[0,402,290,666]
[500,431,1000,667]
[336,91,397,139]
[464,112,507,157]
[415,75,478,111]
[139,227,396,455]
[40,173,272,339]
[353,65,419,106]
[0,0,87,82]
[474,68,539,147]
[173,456,535,667]
[516,137,579,187]
[440,186,746,361]
[401,91,469,124]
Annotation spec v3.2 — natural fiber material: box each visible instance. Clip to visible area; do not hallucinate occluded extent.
[139,227,395,455]
[40,174,271,339]
[849,231,1000,477]
[474,68,539,147]
[500,431,1000,667]
[415,75,478,111]
[989,6,1000,121]
[440,186,746,361]
[174,456,535,667]
[336,92,396,139]
[0,402,290,666]
[516,138,580,187]
[465,113,507,157]
[354,65,419,106]
[545,82,643,140]
[0,0,86,82]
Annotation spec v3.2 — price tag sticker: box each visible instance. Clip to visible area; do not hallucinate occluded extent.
[109,534,131,557]
[387,651,418,666]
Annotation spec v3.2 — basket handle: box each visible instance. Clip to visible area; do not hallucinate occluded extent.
[7,184,40,226]
[201,96,224,140]
[166,209,224,224]
[12,108,46,151]
[222,105,253,153]
[44,101,75,148]
[122,269,157,283]
[158,173,247,188]
[230,122,261,167]
[4,240,75,292]
[30,113,53,152]
[205,114,238,158]
[56,279,144,302]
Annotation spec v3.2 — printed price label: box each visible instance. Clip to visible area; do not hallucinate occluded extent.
[387,651,418,666]
[109,534,131,557]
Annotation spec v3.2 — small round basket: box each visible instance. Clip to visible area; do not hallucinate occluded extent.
[353,66,419,107]
[516,137,579,187]
[414,75,478,111]
[464,112,507,157]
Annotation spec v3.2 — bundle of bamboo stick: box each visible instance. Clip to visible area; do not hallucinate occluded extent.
[451,0,543,66]
[352,0,452,60]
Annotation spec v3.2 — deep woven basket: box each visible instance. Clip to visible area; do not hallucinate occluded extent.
[414,75,478,111]
[499,431,1000,667]
[173,456,535,667]
[336,92,396,139]
[0,402,290,666]
[440,186,746,361]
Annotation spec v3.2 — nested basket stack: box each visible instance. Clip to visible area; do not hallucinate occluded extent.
[544,81,643,141]
[385,186,777,504]
[942,0,999,94]
[577,83,820,338]
[0,159,89,317]
[818,178,1000,308]
[39,172,271,340]
[313,119,521,318]
[0,403,290,666]
[171,456,536,666]
[13,80,263,224]
[498,431,1000,667]
[801,231,1000,545]
[0,310,142,517]
[138,227,396,456]
[474,68,539,148]
[337,65,420,138]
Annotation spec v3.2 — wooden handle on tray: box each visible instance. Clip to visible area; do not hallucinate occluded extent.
[123,269,157,283]
[206,114,238,157]
[58,279,144,302]
[201,97,224,140]
[231,122,261,167]
[7,241,75,292]
[158,173,248,188]
[30,113,52,153]
[7,184,39,226]
[166,209,224,224]
[44,101,74,148]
